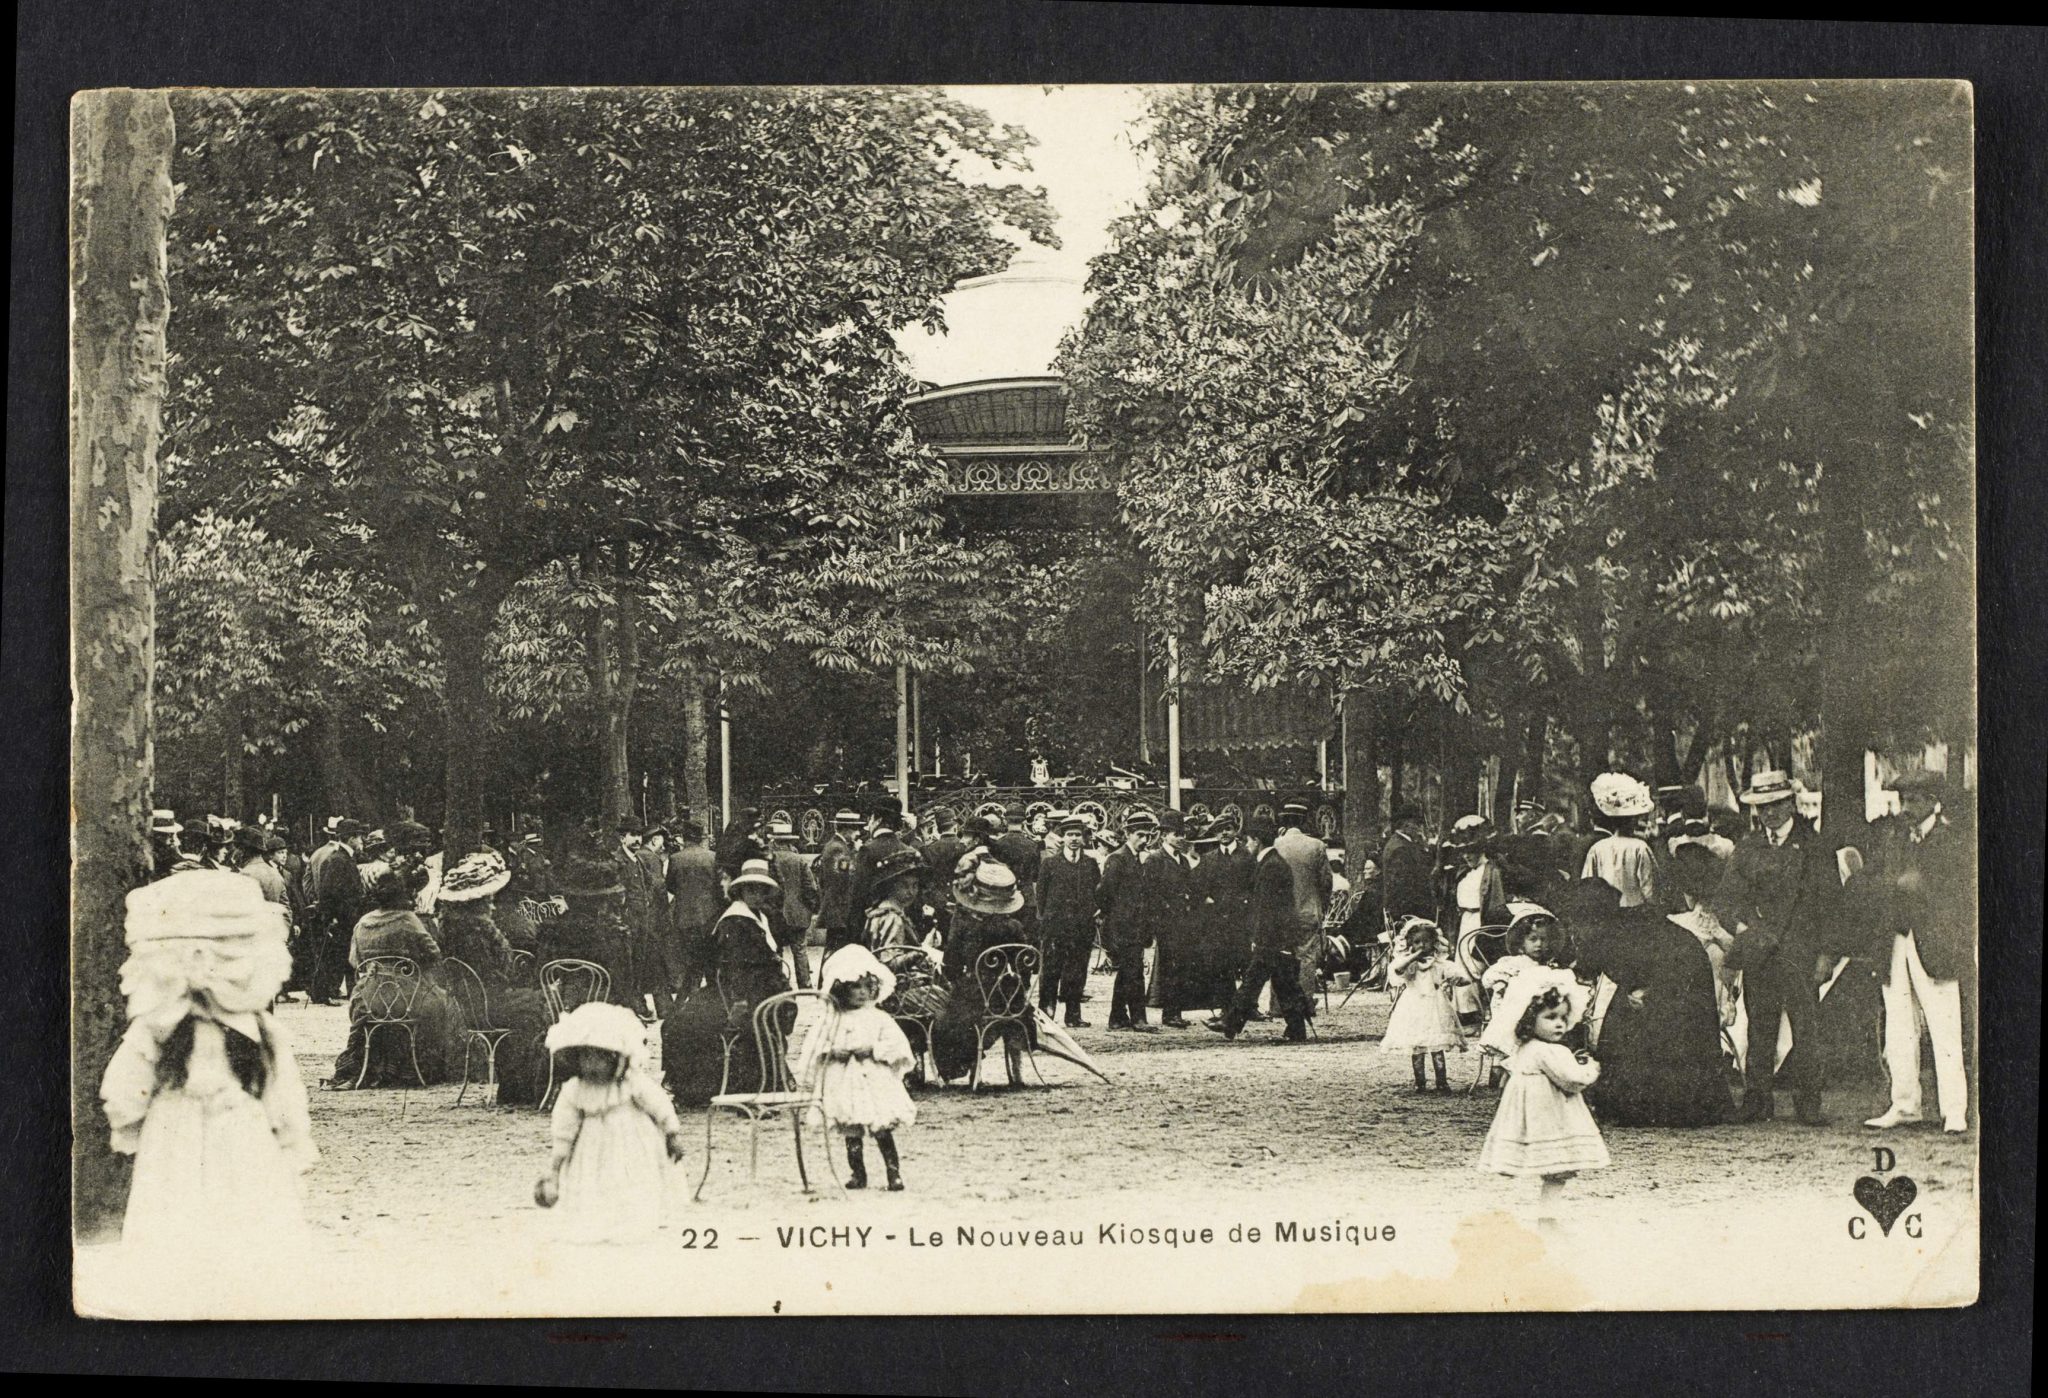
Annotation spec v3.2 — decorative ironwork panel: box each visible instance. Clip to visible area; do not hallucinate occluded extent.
[945,454,1116,495]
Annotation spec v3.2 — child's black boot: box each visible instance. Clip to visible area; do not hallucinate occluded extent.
[1433,1052,1450,1091]
[876,1131,904,1192]
[844,1134,868,1189]
[1411,1055,1429,1093]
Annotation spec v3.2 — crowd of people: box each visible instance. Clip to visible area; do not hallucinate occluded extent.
[104,756,1971,1245]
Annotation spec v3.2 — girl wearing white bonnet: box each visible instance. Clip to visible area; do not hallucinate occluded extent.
[98,869,315,1251]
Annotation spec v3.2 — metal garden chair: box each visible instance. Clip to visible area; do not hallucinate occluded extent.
[875,944,940,1084]
[693,989,834,1201]
[441,957,512,1109]
[351,955,429,1090]
[538,957,612,1108]
[968,942,1043,1090]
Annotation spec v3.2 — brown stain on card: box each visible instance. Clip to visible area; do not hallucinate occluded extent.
[1292,1211,1592,1312]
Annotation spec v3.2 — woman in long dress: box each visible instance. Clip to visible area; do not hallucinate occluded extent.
[1564,877,1732,1126]
[328,870,460,1088]
[661,859,793,1106]
[434,850,552,1107]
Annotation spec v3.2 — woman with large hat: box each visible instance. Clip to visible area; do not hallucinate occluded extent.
[1582,773,1660,909]
[433,850,552,1107]
[926,860,1036,1082]
[659,858,794,1107]
[862,846,929,952]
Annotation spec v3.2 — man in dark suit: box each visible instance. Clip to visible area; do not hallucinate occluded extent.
[988,802,1044,948]
[1035,815,1101,1026]
[664,820,723,998]
[764,819,815,990]
[1097,810,1156,1031]
[846,800,906,930]
[1213,814,1310,1041]
[715,806,766,879]
[810,809,862,954]
[304,817,367,1005]
[1714,769,1834,1124]
[1862,769,1974,1133]
[918,810,970,943]
[1141,809,1198,1027]
[1379,804,1436,934]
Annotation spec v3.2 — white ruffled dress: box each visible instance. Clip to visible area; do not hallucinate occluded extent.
[796,1003,917,1134]
[550,1067,682,1243]
[1477,1040,1610,1179]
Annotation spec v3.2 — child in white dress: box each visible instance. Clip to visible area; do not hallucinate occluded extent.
[99,870,315,1252]
[797,945,918,1190]
[1478,907,1591,1060]
[1381,918,1473,1092]
[1478,982,1610,1222]
[535,1002,685,1243]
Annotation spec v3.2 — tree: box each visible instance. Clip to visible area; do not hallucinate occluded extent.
[163,88,1053,853]
[1062,82,1972,821]
[70,88,175,1241]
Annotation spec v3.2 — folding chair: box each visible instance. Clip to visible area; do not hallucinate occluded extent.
[442,957,512,1109]
[538,957,611,1108]
[351,955,429,1091]
[968,943,1044,1090]
[693,989,835,1201]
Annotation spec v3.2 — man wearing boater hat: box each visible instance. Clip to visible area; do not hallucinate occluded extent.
[1713,769,1833,1125]
[1097,809,1158,1031]
[1862,768,1973,1133]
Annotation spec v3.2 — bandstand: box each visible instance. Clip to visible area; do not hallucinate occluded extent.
[752,259,1345,847]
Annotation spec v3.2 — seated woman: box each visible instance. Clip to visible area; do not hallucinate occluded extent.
[432,850,552,1107]
[1562,876,1732,1127]
[327,870,459,1088]
[661,858,793,1106]
[930,861,1037,1084]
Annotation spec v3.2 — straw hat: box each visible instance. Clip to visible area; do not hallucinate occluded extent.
[1442,814,1495,850]
[438,850,512,903]
[1738,769,1797,807]
[726,857,781,894]
[955,860,1023,916]
[1589,772,1654,819]
[1122,809,1158,833]
[150,808,180,836]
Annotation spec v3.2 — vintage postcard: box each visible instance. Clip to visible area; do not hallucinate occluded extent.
[70,80,1977,1318]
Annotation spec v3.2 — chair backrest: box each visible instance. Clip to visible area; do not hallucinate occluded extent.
[876,944,935,990]
[972,942,1041,1020]
[355,956,424,1024]
[521,896,563,928]
[748,989,824,1095]
[1322,888,1358,932]
[508,948,536,979]
[1457,926,1513,985]
[441,956,492,1032]
[539,957,611,1020]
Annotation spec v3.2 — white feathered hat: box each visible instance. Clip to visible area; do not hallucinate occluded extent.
[1589,772,1654,819]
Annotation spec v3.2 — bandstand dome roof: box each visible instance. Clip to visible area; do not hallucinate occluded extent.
[898,256,1088,448]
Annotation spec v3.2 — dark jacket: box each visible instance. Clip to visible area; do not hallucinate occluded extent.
[1714,821,1831,974]
[1861,812,1974,982]
[1247,848,1298,953]
[1036,848,1101,935]
[307,840,365,931]
[665,845,723,933]
[810,834,857,931]
[1097,844,1148,949]
[989,829,1043,889]
[848,831,905,923]
[715,827,765,880]
[769,848,813,945]
[1379,828,1435,929]
[1138,847,1194,948]
[710,907,791,1006]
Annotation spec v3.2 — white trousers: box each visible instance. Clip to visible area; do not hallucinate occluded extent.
[1880,931,1968,1126]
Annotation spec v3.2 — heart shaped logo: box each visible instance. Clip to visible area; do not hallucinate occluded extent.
[1853,1174,1917,1236]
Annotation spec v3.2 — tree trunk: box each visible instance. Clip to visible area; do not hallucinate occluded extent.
[681,669,712,824]
[1818,457,1877,837]
[435,591,506,861]
[222,710,246,818]
[1339,687,1380,852]
[70,88,175,1242]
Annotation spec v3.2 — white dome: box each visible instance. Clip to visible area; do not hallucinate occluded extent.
[896,256,1088,388]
